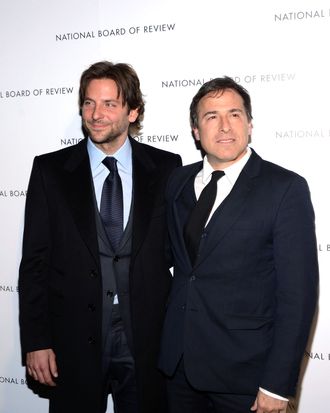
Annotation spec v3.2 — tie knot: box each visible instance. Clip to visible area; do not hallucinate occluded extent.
[102,157,117,172]
[211,170,225,182]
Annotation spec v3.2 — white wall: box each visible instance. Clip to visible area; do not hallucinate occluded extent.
[1,1,329,411]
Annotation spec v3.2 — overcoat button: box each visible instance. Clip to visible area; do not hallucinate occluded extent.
[90,270,98,278]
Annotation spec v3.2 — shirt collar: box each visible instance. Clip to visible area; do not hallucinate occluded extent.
[202,146,252,185]
[87,136,132,175]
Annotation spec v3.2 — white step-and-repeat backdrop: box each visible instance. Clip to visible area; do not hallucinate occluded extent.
[1,0,329,412]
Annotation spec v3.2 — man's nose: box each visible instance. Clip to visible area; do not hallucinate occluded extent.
[92,104,104,120]
[220,117,231,133]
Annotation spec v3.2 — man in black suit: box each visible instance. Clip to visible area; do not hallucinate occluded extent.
[158,77,318,413]
[19,61,181,413]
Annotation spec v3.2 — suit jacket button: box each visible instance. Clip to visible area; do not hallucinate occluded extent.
[190,275,196,281]
[88,336,95,344]
[114,255,120,262]
[107,290,114,298]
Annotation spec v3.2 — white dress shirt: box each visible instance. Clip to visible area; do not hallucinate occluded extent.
[194,147,251,225]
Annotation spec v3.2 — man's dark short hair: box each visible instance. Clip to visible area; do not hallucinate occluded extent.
[190,77,253,130]
[79,61,145,136]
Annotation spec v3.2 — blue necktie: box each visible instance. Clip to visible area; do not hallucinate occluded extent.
[184,170,225,265]
[100,157,123,251]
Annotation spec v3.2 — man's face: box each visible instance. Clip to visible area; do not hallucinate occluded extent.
[193,89,252,169]
[81,78,138,151]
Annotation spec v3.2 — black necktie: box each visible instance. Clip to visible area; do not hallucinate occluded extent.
[184,170,225,264]
[100,157,123,250]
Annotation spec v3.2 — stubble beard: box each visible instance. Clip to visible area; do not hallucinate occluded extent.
[89,130,120,145]
[84,120,128,145]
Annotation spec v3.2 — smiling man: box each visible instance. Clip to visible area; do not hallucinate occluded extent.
[158,77,318,413]
[19,61,181,413]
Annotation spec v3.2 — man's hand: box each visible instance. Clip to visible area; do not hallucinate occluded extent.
[26,349,58,386]
[251,390,288,413]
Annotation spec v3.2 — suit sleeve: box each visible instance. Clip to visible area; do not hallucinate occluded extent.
[19,157,52,354]
[260,175,318,396]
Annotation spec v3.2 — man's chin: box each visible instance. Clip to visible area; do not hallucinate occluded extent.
[89,133,118,145]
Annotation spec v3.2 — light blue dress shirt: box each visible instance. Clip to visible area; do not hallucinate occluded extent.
[87,137,133,228]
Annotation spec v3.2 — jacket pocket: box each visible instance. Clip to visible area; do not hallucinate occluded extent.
[224,313,273,330]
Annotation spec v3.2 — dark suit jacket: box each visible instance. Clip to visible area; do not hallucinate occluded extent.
[19,137,181,413]
[159,149,318,397]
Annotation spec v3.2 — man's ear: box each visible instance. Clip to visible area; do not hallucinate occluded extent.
[192,127,200,141]
[128,107,139,123]
[248,121,253,144]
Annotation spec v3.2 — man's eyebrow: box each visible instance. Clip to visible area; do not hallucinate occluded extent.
[83,97,119,103]
[202,110,218,118]
[202,108,244,117]
[229,108,244,113]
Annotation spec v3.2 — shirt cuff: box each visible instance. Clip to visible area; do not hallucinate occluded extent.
[259,387,289,401]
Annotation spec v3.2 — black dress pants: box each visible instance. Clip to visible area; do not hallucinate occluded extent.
[103,304,139,413]
[166,358,256,413]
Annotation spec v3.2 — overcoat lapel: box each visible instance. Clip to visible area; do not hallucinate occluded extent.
[59,137,161,267]
[129,138,158,260]
[62,139,100,266]
[172,162,203,269]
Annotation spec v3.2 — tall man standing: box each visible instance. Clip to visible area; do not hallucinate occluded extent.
[159,77,318,413]
[19,61,181,413]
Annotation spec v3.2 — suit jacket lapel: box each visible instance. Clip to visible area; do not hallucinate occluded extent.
[195,150,262,268]
[62,139,99,265]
